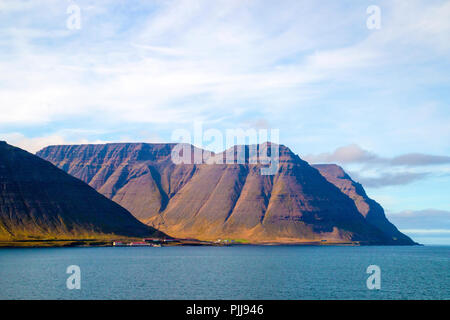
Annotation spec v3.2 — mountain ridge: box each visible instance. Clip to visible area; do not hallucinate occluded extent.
[37,142,416,245]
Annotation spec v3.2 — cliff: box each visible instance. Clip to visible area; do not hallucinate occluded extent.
[0,141,166,240]
[37,142,415,244]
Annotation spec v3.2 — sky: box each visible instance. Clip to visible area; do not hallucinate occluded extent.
[0,0,449,244]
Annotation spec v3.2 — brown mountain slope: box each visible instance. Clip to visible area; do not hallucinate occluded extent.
[312,164,415,244]
[0,141,166,240]
[37,142,413,244]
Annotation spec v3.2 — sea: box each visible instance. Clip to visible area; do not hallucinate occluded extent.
[0,245,448,300]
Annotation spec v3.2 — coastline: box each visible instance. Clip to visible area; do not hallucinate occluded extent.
[0,239,420,248]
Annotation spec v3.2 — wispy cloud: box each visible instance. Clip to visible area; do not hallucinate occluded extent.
[304,144,450,167]
[305,144,450,188]
[304,144,379,165]
[388,209,450,229]
[387,209,450,243]
[399,229,450,234]
[0,132,110,153]
[1,0,449,131]
[390,154,450,166]
[348,171,430,188]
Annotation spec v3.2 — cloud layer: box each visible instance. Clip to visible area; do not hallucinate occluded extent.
[387,209,450,243]
[348,171,430,188]
[304,144,450,167]
[304,144,450,188]
[1,0,449,144]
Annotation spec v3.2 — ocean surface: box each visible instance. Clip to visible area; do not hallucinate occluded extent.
[0,245,448,300]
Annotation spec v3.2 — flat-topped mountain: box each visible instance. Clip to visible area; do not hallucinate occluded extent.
[0,142,166,240]
[37,142,415,244]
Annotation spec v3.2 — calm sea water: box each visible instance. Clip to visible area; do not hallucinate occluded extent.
[0,245,448,300]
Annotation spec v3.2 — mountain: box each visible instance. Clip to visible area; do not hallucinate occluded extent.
[312,164,414,244]
[37,142,414,244]
[0,141,166,240]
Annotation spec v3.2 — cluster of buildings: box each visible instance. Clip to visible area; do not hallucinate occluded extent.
[112,238,178,247]
[214,239,235,245]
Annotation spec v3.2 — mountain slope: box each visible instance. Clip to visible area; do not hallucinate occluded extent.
[0,141,166,240]
[37,142,413,244]
[312,164,415,244]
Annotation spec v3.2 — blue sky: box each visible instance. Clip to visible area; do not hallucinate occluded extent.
[0,0,449,244]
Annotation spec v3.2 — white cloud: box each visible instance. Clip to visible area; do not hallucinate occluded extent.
[304,144,378,164]
[0,0,39,12]
[304,144,450,167]
[387,209,450,229]
[400,229,450,234]
[305,144,450,189]
[1,133,67,153]
[1,132,111,153]
[1,0,448,128]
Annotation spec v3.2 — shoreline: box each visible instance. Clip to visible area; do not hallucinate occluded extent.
[0,239,420,248]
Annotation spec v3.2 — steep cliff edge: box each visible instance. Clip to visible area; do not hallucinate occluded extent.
[313,164,415,244]
[0,141,166,240]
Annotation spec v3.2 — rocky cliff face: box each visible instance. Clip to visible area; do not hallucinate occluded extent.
[0,141,165,240]
[37,143,415,244]
[312,164,414,244]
